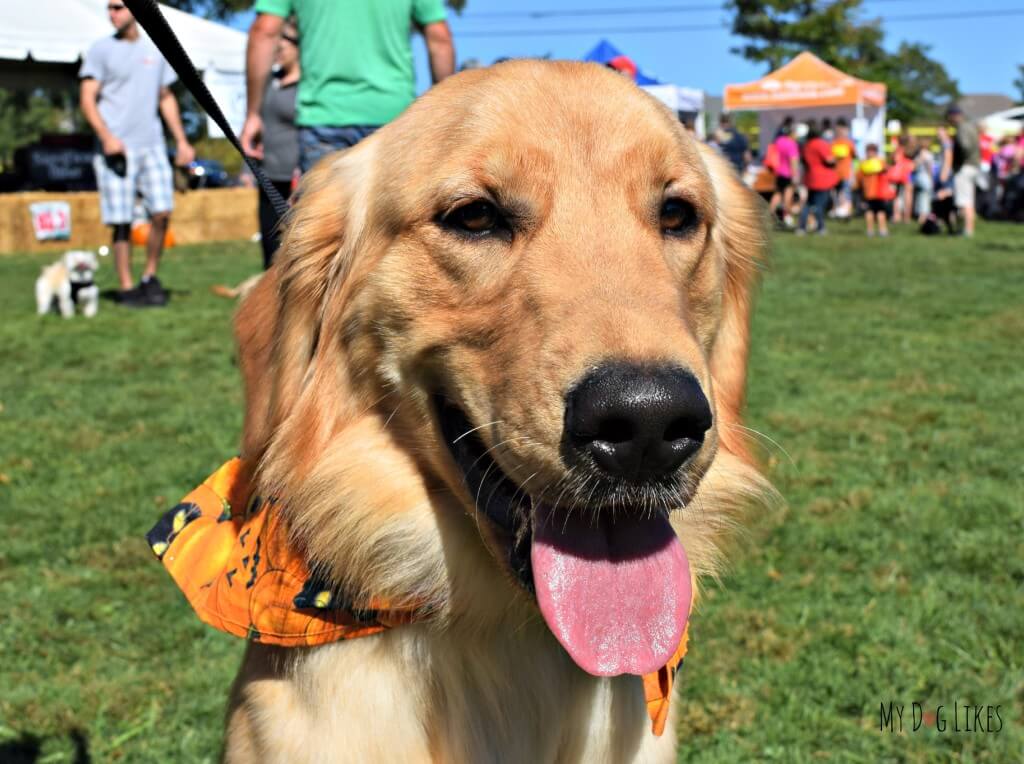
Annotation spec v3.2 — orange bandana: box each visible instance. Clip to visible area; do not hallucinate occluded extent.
[147,458,688,736]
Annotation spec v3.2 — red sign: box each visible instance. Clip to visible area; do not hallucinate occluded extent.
[29,201,72,241]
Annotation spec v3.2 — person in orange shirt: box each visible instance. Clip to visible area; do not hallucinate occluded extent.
[831,117,856,218]
[856,143,891,237]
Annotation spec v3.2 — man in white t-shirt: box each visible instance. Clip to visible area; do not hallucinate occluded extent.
[80,1,195,307]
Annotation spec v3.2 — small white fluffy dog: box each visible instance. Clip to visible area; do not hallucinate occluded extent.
[35,249,102,318]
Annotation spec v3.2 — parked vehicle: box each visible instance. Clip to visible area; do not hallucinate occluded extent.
[182,158,231,189]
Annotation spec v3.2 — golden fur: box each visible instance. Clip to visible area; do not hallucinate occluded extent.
[224,60,772,763]
[210,273,263,301]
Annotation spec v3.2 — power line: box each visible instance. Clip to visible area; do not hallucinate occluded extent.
[456,0,943,22]
[876,7,1024,21]
[454,7,1024,37]
[459,4,721,19]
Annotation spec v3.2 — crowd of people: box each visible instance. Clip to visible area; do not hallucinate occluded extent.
[78,0,1021,306]
[713,109,1024,238]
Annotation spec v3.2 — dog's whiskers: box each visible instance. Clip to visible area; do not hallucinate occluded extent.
[454,420,504,444]
[466,435,532,479]
[723,422,794,466]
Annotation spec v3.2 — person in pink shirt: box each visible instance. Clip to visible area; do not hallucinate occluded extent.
[767,117,800,227]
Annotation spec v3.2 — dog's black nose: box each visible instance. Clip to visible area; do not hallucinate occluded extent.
[565,363,712,481]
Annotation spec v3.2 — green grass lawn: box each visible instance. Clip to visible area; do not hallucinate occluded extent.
[1,224,1021,762]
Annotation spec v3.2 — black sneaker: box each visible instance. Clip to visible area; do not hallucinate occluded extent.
[116,286,149,308]
[140,276,169,306]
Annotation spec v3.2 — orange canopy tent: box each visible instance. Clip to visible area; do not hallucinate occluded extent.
[723,52,887,154]
[724,52,885,110]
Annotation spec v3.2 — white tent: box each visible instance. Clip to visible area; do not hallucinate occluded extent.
[978,105,1024,138]
[641,85,706,139]
[0,0,247,136]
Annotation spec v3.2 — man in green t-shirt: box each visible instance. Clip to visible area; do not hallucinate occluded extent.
[241,0,454,172]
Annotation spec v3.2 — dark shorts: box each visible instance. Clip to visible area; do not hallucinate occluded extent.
[298,125,379,173]
[775,175,792,192]
[867,199,888,214]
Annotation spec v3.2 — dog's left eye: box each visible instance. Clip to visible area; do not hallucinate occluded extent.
[660,198,699,236]
[441,200,505,237]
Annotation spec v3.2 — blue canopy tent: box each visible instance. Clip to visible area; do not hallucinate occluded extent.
[581,39,706,137]
[582,39,660,85]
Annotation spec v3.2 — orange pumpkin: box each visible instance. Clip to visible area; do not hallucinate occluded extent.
[131,222,177,248]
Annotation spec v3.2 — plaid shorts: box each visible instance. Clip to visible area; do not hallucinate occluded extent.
[92,146,174,225]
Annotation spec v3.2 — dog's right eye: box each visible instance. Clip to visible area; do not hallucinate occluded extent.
[441,200,505,237]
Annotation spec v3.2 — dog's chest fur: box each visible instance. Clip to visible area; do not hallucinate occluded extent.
[227,621,677,763]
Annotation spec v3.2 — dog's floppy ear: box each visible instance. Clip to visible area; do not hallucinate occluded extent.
[700,145,768,464]
[234,141,377,479]
[235,267,280,459]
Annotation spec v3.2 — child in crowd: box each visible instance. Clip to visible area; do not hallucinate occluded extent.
[856,144,891,237]
[888,135,916,223]
[831,118,856,218]
[912,140,936,225]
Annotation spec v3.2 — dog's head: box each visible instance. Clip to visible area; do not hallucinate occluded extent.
[238,61,771,677]
[62,250,99,282]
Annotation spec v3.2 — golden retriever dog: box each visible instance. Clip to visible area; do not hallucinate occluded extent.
[224,60,772,762]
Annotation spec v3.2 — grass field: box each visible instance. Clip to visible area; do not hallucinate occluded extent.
[1,223,1021,762]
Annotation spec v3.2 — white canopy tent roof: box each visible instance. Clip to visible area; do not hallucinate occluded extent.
[0,0,248,136]
[0,0,245,73]
[641,85,706,139]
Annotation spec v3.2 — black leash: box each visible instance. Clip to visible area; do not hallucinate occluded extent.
[125,0,289,221]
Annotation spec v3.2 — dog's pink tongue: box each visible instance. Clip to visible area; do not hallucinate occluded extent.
[531,507,691,677]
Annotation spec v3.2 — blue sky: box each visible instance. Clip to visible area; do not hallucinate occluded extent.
[233,1,1023,99]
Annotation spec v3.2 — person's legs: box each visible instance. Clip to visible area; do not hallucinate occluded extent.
[954,166,977,236]
[938,195,957,234]
[145,212,169,279]
[771,176,788,224]
[136,146,176,305]
[914,185,933,224]
[865,209,876,236]
[259,186,277,270]
[138,146,175,279]
[93,152,135,290]
[797,192,811,232]
[781,182,795,226]
[260,180,293,269]
[813,189,829,232]
[834,180,849,218]
[877,208,889,236]
[962,203,976,236]
[111,224,132,289]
